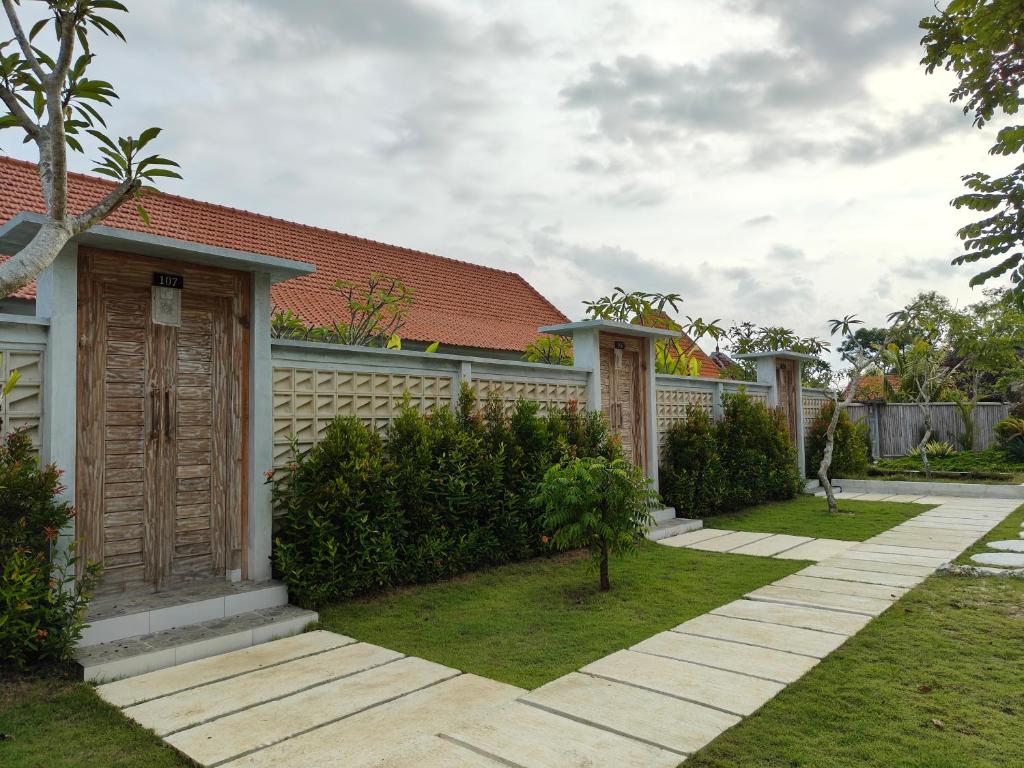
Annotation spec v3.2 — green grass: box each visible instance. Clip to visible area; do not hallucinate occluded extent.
[957,502,1024,565]
[0,670,189,768]
[701,495,930,541]
[319,542,805,689]
[873,447,1024,483]
[685,574,1024,768]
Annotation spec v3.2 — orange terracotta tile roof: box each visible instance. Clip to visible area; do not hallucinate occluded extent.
[0,156,568,351]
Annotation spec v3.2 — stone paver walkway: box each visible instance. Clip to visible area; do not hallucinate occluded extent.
[659,527,859,561]
[97,493,1020,767]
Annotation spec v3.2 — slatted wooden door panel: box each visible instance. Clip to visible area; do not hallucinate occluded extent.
[78,248,249,594]
[599,334,648,474]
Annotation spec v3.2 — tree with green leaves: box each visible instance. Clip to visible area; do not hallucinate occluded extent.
[581,287,724,376]
[921,0,1024,301]
[533,455,657,592]
[817,315,881,515]
[0,0,179,297]
[724,322,833,387]
[270,273,430,351]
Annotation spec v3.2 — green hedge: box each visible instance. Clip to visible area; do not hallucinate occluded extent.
[0,430,97,670]
[659,392,802,518]
[272,386,617,608]
[805,400,870,478]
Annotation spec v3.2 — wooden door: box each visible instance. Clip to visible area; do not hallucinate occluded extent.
[599,334,647,472]
[775,359,799,438]
[77,249,250,594]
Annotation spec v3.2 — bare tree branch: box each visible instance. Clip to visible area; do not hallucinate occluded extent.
[2,0,46,80]
[71,178,139,233]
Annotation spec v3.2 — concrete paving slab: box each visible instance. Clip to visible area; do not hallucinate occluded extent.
[687,530,775,552]
[712,599,871,635]
[729,534,814,557]
[746,585,894,616]
[166,656,459,766]
[774,539,858,561]
[800,564,923,588]
[96,630,353,709]
[826,558,936,577]
[632,630,819,683]
[899,519,990,531]
[989,540,1024,553]
[581,650,784,717]
[444,700,682,768]
[877,494,926,502]
[220,674,523,768]
[853,543,960,559]
[658,528,734,547]
[845,493,891,501]
[777,574,909,600]
[125,642,401,737]
[869,533,976,549]
[838,550,948,567]
[373,735,506,767]
[671,613,848,659]
[521,672,740,756]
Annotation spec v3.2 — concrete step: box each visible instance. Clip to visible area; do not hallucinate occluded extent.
[80,580,290,647]
[646,517,703,542]
[652,506,678,524]
[76,604,318,682]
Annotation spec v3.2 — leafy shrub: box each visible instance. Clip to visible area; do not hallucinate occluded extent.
[272,387,619,607]
[923,440,957,458]
[659,408,722,516]
[0,430,98,670]
[659,392,802,517]
[805,400,870,479]
[534,456,657,591]
[994,417,1024,460]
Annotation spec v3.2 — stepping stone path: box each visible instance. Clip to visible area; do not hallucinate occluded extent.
[971,519,1024,568]
[98,493,1019,767]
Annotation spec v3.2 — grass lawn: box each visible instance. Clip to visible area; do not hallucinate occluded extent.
[320,541,805,689]
[685,571,1024,768]
[0,671,188,768]
[872,447,1024,484]
[701,495,930,541]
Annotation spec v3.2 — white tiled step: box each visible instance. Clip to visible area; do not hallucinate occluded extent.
[80,580,290,647]
[77,605,318,682]
[646,517,703,541]
[651,506,678,524]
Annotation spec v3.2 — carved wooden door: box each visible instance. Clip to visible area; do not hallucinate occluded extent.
[77,249,249,594]
[599,334,647,473]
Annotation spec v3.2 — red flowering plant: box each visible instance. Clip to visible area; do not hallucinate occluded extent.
[0,430,99,670]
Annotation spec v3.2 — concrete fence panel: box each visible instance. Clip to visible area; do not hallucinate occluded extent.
[270,340,590,468]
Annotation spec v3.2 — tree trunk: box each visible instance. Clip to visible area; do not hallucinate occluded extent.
[599,540,610,592]
[917,407,933,478]
[819,359,867,515]
[0,217,74,298]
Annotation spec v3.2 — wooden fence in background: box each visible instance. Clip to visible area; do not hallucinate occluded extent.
[845,402,1010,457]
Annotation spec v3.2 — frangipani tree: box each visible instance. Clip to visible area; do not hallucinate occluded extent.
[0,0,179,297]
[581,287,724,376]
[817,314,877,515]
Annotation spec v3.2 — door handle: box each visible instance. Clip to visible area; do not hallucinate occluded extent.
[150,386,161,440]
[164,388,173,439]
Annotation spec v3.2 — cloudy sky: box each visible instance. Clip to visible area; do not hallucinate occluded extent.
[6,0,1004,354]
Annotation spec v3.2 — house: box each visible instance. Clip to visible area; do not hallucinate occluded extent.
[0,157,568,358]
[0,155,581,604]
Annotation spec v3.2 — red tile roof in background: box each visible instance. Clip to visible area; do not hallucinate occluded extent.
[0,156,567,351]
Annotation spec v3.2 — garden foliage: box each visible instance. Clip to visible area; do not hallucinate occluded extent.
[272,386,618,608]
[0,431,97,670]
[533,456,657,591]
[659,393,803,518]
[805,400,871,479]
